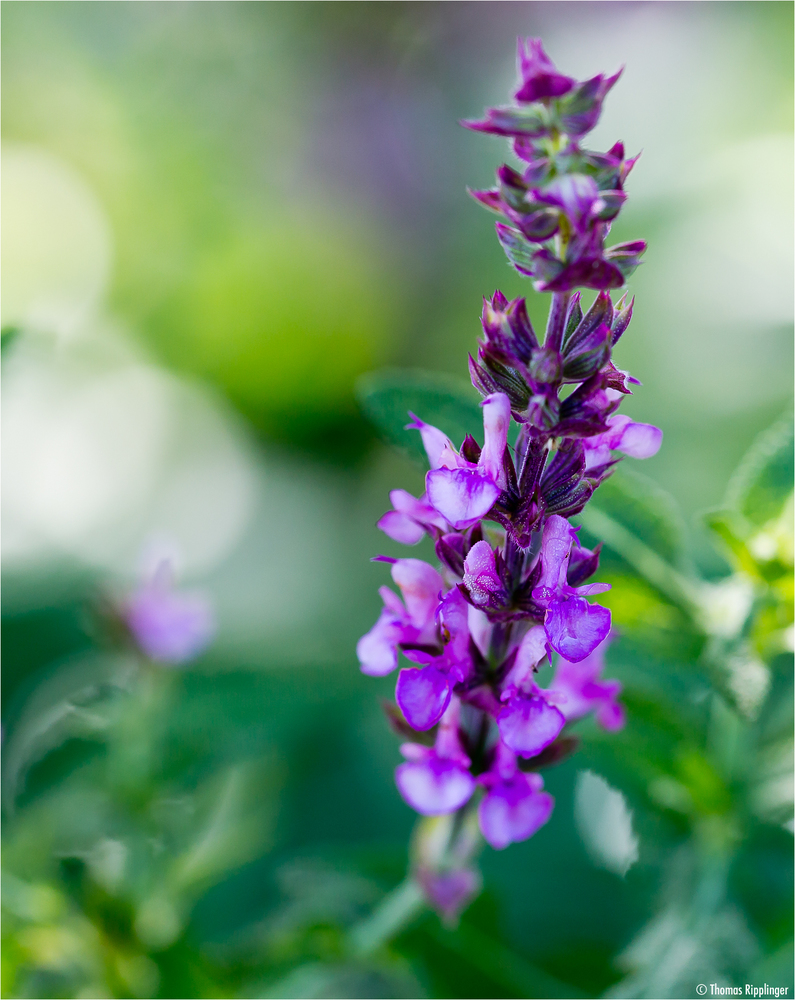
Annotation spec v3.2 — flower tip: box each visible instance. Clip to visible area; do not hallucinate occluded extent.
[459,117,490,133]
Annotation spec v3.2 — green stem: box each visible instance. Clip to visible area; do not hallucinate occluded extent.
[348,878,426,958]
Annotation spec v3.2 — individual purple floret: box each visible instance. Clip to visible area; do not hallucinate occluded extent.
[359,37,659,920]
[357,558,444,677]
[478,742,554,850]
[125,561,215,665]
[416,867,482,926]
[514,37,575,103]
[396,700,476,815]
[546,633,625,731]
[420,392,511,529]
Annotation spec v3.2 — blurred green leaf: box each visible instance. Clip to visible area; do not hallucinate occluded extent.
[2,652,130,813]
[356,369,484,466]
[587,467,688,568]
[576,468,699,612]
[1,325,21,354]
[725,411,794,527]
[147,219,397,457]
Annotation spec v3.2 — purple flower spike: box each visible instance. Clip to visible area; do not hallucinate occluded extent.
[361,35,651,893]
[515,37,575,103]
[125,562,215,665]
[497,694,565,758]
[396,665,452,731]
[478,743,554,849]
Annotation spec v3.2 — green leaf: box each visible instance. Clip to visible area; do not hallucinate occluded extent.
[1,325,21,355]
[588,467,687,566]
[574,467,698,611]
[356,369,484,466]
[725,411,794,527]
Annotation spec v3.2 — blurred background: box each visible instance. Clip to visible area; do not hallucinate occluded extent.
[2,3,792,998]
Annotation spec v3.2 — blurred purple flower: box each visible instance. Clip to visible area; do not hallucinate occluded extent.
[125,562,215,665]
[416,866,482,925]
[377,489,448,544]
[396,701,475,815]
[546,633,625,731]
[478,743,554,849]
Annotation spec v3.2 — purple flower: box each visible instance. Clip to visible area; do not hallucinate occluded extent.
[496,694,565,758]
[514,37,575,103]
[357,559,444,676]
[416,866,482,925]
[396,665,452,732]
[395,588,473,731]
[532,515,611,661]
[396,746,475,815]
[125,561,215,665]
[478,742,554,849]
[462,540,508,609]
[377,489,448,544]
[557,69,623,137]
[543,597,612,664]
[534,174,607,235]
[582,413,662,471]
[421,393,511,529]
[462,45,620,143]
[496,221,638,293]
[395,701,476,815]
[545,633,625,731]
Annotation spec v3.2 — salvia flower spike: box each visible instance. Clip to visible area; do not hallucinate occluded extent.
[359,37,661,922]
